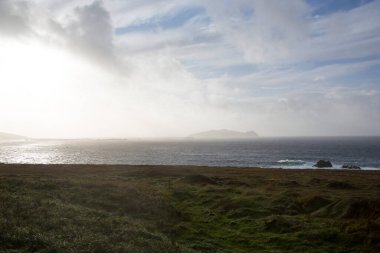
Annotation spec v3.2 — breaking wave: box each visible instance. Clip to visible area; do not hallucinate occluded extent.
[277,159,306,165]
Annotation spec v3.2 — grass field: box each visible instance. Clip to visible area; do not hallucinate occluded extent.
[0,164,379,252]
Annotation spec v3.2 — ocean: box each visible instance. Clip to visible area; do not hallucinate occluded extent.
[0,137,379,170]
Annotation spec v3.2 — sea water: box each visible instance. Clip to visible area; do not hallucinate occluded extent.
[0,137,379,170]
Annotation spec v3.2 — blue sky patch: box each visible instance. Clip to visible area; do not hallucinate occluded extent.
[115,6,207,35]
[307,0,375,16]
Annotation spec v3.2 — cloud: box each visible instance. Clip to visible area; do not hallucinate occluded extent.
[200,0,380,65]
[272,88,380,136]
[0,0,30,36]
[207,86,380,136]
[200,0,311,64]
[65,1,114,61]
[37,0,127,74]
[106,0,197,28]
[0,0,379,137]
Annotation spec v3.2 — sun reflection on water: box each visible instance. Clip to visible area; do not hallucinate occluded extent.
[0,141,62,164]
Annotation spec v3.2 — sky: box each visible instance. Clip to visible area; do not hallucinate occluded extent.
[0,0,379,138]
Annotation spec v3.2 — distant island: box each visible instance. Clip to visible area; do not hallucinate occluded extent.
[0,132,28,141]
[189,129,258,139]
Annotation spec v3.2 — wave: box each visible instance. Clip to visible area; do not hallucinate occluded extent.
[274,160,380,170]
[277,159,305,165]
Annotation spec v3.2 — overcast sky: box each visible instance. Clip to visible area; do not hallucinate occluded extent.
[0,0,379,138]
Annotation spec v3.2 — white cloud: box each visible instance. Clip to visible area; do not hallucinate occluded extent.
[201,0,311,64]
[200,0,380,65]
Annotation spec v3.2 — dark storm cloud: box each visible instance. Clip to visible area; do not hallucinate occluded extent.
[0,0,122,72]
[40,1,125,74]
[66,1,116,64]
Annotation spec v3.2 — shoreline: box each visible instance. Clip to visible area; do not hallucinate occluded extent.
[1,163,379,171]
[1,163,380,174]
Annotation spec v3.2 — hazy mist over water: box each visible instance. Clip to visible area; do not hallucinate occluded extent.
[1,137,379,169]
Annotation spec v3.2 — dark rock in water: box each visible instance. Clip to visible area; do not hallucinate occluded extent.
[342,165,361,170]
[313,160,333,168]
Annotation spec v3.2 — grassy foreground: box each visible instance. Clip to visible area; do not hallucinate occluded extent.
[0,164,379,252]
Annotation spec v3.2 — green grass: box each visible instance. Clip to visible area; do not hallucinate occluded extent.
[0,164,379,252]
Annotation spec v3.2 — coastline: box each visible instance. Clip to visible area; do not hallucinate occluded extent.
[1,162,379,171]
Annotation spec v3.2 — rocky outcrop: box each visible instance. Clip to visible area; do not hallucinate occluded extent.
[342,165,361,170]
[313,160,333,168]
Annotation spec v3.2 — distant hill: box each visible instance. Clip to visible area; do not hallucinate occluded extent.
[0,132,28,141]
[189,129,258,139]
